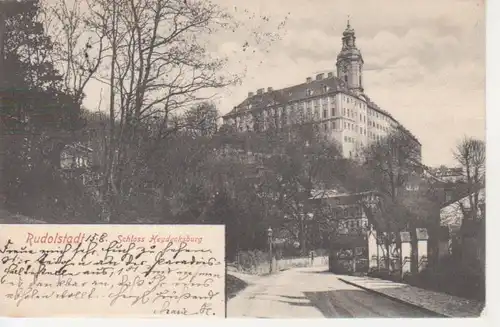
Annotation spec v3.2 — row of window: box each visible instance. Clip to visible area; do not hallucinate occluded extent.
[344,136,355,143]
[343,95,367,110]
[343,108,363,120]
[247,101,390,124]
[369,132,383,141]
[305,85,331,97]
[303,96,336,109]
[232,100,396,133]
[368,119,390,132]
[322,121,337,132]
[340,219,368,229]
[323,108,335,118]
[344,121,368,136]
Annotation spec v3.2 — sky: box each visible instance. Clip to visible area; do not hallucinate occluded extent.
[82,0,485,167]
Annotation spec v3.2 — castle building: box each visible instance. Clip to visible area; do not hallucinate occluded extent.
[222,21,421,159]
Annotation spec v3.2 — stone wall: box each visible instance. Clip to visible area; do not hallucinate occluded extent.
[275,256,328,272]
[229,255,329,276]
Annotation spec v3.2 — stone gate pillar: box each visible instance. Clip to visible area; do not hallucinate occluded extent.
[367,229,378,271]
[400,231,411,277]
[416,228,429,272]
[377,233,386,270]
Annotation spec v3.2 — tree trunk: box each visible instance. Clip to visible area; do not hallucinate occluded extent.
[104,0,119,223]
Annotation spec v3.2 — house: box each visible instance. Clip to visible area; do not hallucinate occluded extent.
[439,186,485,265]
[60,143,93,170]
[309,189,377,274]
[440,187,485,228]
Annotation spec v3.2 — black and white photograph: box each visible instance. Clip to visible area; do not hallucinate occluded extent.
[0,0,487,319]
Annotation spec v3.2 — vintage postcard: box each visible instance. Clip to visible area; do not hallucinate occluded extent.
[0,0,486,320]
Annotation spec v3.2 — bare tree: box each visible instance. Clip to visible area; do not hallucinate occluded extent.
[58,0,238,220]
[453,137,485,220]
[183,101,219,137]
[44,0,106,103]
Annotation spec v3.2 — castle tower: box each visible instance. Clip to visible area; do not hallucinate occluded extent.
[336,20,364,94]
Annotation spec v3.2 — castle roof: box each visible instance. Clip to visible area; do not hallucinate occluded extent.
[224,74,346,117]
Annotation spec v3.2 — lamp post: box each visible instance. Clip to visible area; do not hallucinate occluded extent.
[267,227,273,273]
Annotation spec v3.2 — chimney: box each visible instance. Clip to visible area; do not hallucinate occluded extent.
[257,88,264,95]
[248,91,254,97]
[316,73,324,81]
[328,72,333,78]
[306,77,312,83]
[267,87,273,92]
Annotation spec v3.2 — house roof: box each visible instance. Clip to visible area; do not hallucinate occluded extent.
[309,189,377,201]
[440,184,484,209]
[64,142,93,153]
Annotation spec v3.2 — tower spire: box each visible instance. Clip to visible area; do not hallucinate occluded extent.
[336,17,364,94]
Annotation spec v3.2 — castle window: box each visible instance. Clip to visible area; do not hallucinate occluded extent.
[331,107,335,116]
[332,121,336,130]
[323,109,327,118]
[324,123,328,131]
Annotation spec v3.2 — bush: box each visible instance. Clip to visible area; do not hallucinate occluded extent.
[232,250,270,275]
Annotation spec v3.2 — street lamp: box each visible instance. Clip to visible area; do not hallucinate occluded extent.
[267,227,273,273]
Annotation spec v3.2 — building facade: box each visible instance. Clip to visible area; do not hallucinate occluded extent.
[222,21,421,159]
[309,190,379,274]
